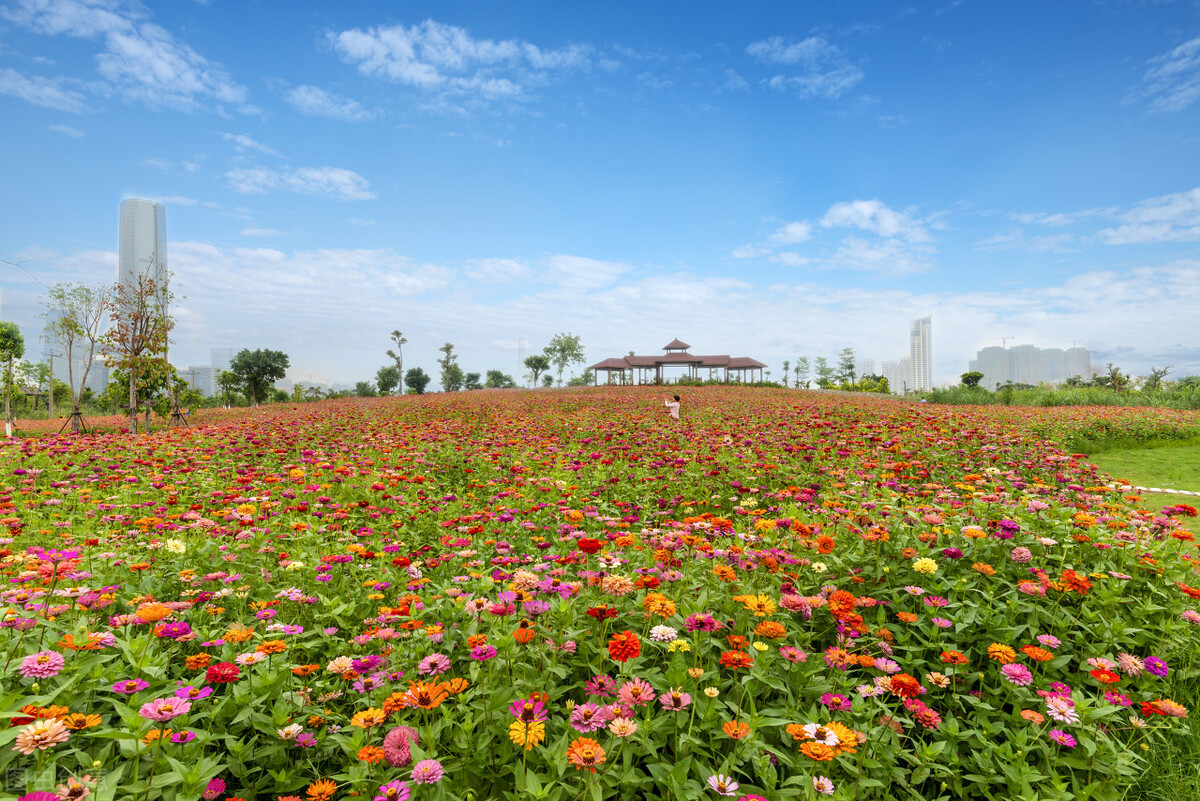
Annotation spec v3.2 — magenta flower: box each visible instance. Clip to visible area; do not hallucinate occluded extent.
[373,780,410,801]
[569,702,610,733]
[617,677,656,707]
[174,685,214,701]
[819,693,852,712]
[1049,729,1077,748]
[469,644,498,661]
[1144,656,1169,677]
[112,679,149,694]
[417,653,450,675]
[509,698,548,722]
[202,778,225,800]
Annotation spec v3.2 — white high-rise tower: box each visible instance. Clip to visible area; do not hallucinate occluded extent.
[118,198,167,289]
[909,315,932,391]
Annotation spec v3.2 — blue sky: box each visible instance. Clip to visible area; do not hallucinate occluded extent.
[2,0,1199,387]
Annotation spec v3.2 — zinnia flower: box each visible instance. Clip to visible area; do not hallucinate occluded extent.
[707,774,739,796]
[410,759,444,784]
[1001,664,1033,686]
[565,737,606,772]
[812,776,836,796]
[1049,729,1077,748]
[138,697,192,722]
[20,651,65,679]
[12,719,70,755]
[373,780,409,801]
[608,630,641,663]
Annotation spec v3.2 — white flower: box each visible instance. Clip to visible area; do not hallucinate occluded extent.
[276,723,303,740]
[165,539,186,554]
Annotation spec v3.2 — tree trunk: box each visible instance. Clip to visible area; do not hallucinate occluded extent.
[71,403,81,434]
[128,364,138,433]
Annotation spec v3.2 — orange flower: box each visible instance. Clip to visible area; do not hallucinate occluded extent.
[1058,569,1093,596]
[445,677,470,694]
[513,620,536,644]
[972,562,996,576]
[57,633,102,651]
[754,621,786,639]
[61,713,102,730]
[712,564,737,582]
[800,741,836,761]
[306,779,338,801]
[826,590,857,619]
[889,673,922,698]
[987,644,1017,664]
[382,691,410,715]
[940,650,968,665]
[349,708,387,729]
[723,721,751,740]
[185,653,212,671]
[719,651,754,670]
[136,603,172,622]
[815,535,836,554]
[256,640,287,655]
[726,635,749,651]
[357,745,385,764]
[291,664,321,677]
[1020,645,1054,663]
[224,626,255,644]
[565,737,606,773]
[608,630,641,663]
[896,612,918,623]
[403,680,450,710]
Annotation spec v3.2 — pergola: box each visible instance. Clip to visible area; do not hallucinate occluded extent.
[588,338,767,385]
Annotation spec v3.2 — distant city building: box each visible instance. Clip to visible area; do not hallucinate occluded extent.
[909,316,932,391]
[211,348,236,379]
[969,344,1092,388]
[185,365,215,396]
[855,357,876,378]
[118,198,167,290]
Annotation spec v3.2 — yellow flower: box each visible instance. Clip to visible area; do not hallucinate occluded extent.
[667,639,691,653]
[811,562,828,573]
[703,687,720,698]
[752,641,768,652]
[508,720,546,750]
[912,558,939,574]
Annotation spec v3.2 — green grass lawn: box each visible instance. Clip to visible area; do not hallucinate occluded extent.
[1087,443,1200,535]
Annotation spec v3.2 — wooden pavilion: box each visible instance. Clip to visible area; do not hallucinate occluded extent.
[588,338,767,385]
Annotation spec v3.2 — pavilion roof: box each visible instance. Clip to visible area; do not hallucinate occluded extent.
[663,338,691,350]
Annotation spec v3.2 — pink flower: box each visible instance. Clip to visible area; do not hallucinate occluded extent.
[138,697,192,722]
[20,651,65,679]
[1049,729,1077,748]
[410,759,443,784]
[617,677,656,707]
[1000,664,1033,686]
[707,774,739,796]
[202,778,225,800]
[383,726,420,767]
[812,775,836,796]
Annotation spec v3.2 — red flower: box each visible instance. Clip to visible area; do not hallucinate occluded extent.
[718,651,754,670]
[578,539,603,554]
[889,673,922,698]
[586,606,618,620]
[608,630,641,663]
[1090,669,1120,685]
[205,662,241,684]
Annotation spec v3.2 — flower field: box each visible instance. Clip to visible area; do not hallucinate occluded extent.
[1,387,1198,801]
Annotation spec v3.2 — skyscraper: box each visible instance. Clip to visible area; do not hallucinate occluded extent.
[909,316,932,391]
[118,198,167,290]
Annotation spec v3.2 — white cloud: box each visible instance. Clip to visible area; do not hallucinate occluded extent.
[224,166,375,201]
[464,258,530,283]
[746,35,863,99]
[0,67,89,112]
[820,199,930,243]
[1097,187,1200,244]
[1135,36,1200,114]
[219,132,281,157]
[542,255,634,291]
[2,0,249,112]
[328,19,592,104]
[285,85,376,122]
[48,122,84,137]
[767,221,812,245]
[821,236,933,275]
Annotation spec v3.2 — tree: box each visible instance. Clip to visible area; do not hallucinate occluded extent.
[541,373,554,387]
[795,357,810,389]
[1143,365,1172,391]
[836,347,856,386]
[814,357,836,388]
[463,372,482,390]
[355,381,376,397]
[376,365,400,394]
[386,330,407,394]
[216,370,243,407]
[405,367,431,394]
[524,354,550,387]
[0,321,24,436]
[485,370,516,389]
[1106,362,1130,393]
[782,360,790,388]
[438,343,463,392]
[566,369,595,387]
[41,282,109,432]
[961,371,985,389]
[229,349,290,406]
[544,332,585,385]
[100,266,174,433]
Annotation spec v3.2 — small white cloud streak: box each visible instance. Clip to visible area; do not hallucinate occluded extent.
[224,166,375,201]
[285,85,376,121]
[746,35,863,99]
[0,67,89,112]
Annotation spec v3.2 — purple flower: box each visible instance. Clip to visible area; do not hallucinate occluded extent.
[155,621,192,639]
[1144,656,1169,677]
[469,644,498,661]
[171,730,197,744]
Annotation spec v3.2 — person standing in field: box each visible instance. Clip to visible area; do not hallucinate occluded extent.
[665,395,681,420]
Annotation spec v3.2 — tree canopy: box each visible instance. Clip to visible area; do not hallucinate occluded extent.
[42,282,109,429]
[376,365,400,394]
[524,354,550,387]
[386,330,407,394]
[230,349,290,406]
[544,332,585,385]
[405,367,431,394]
